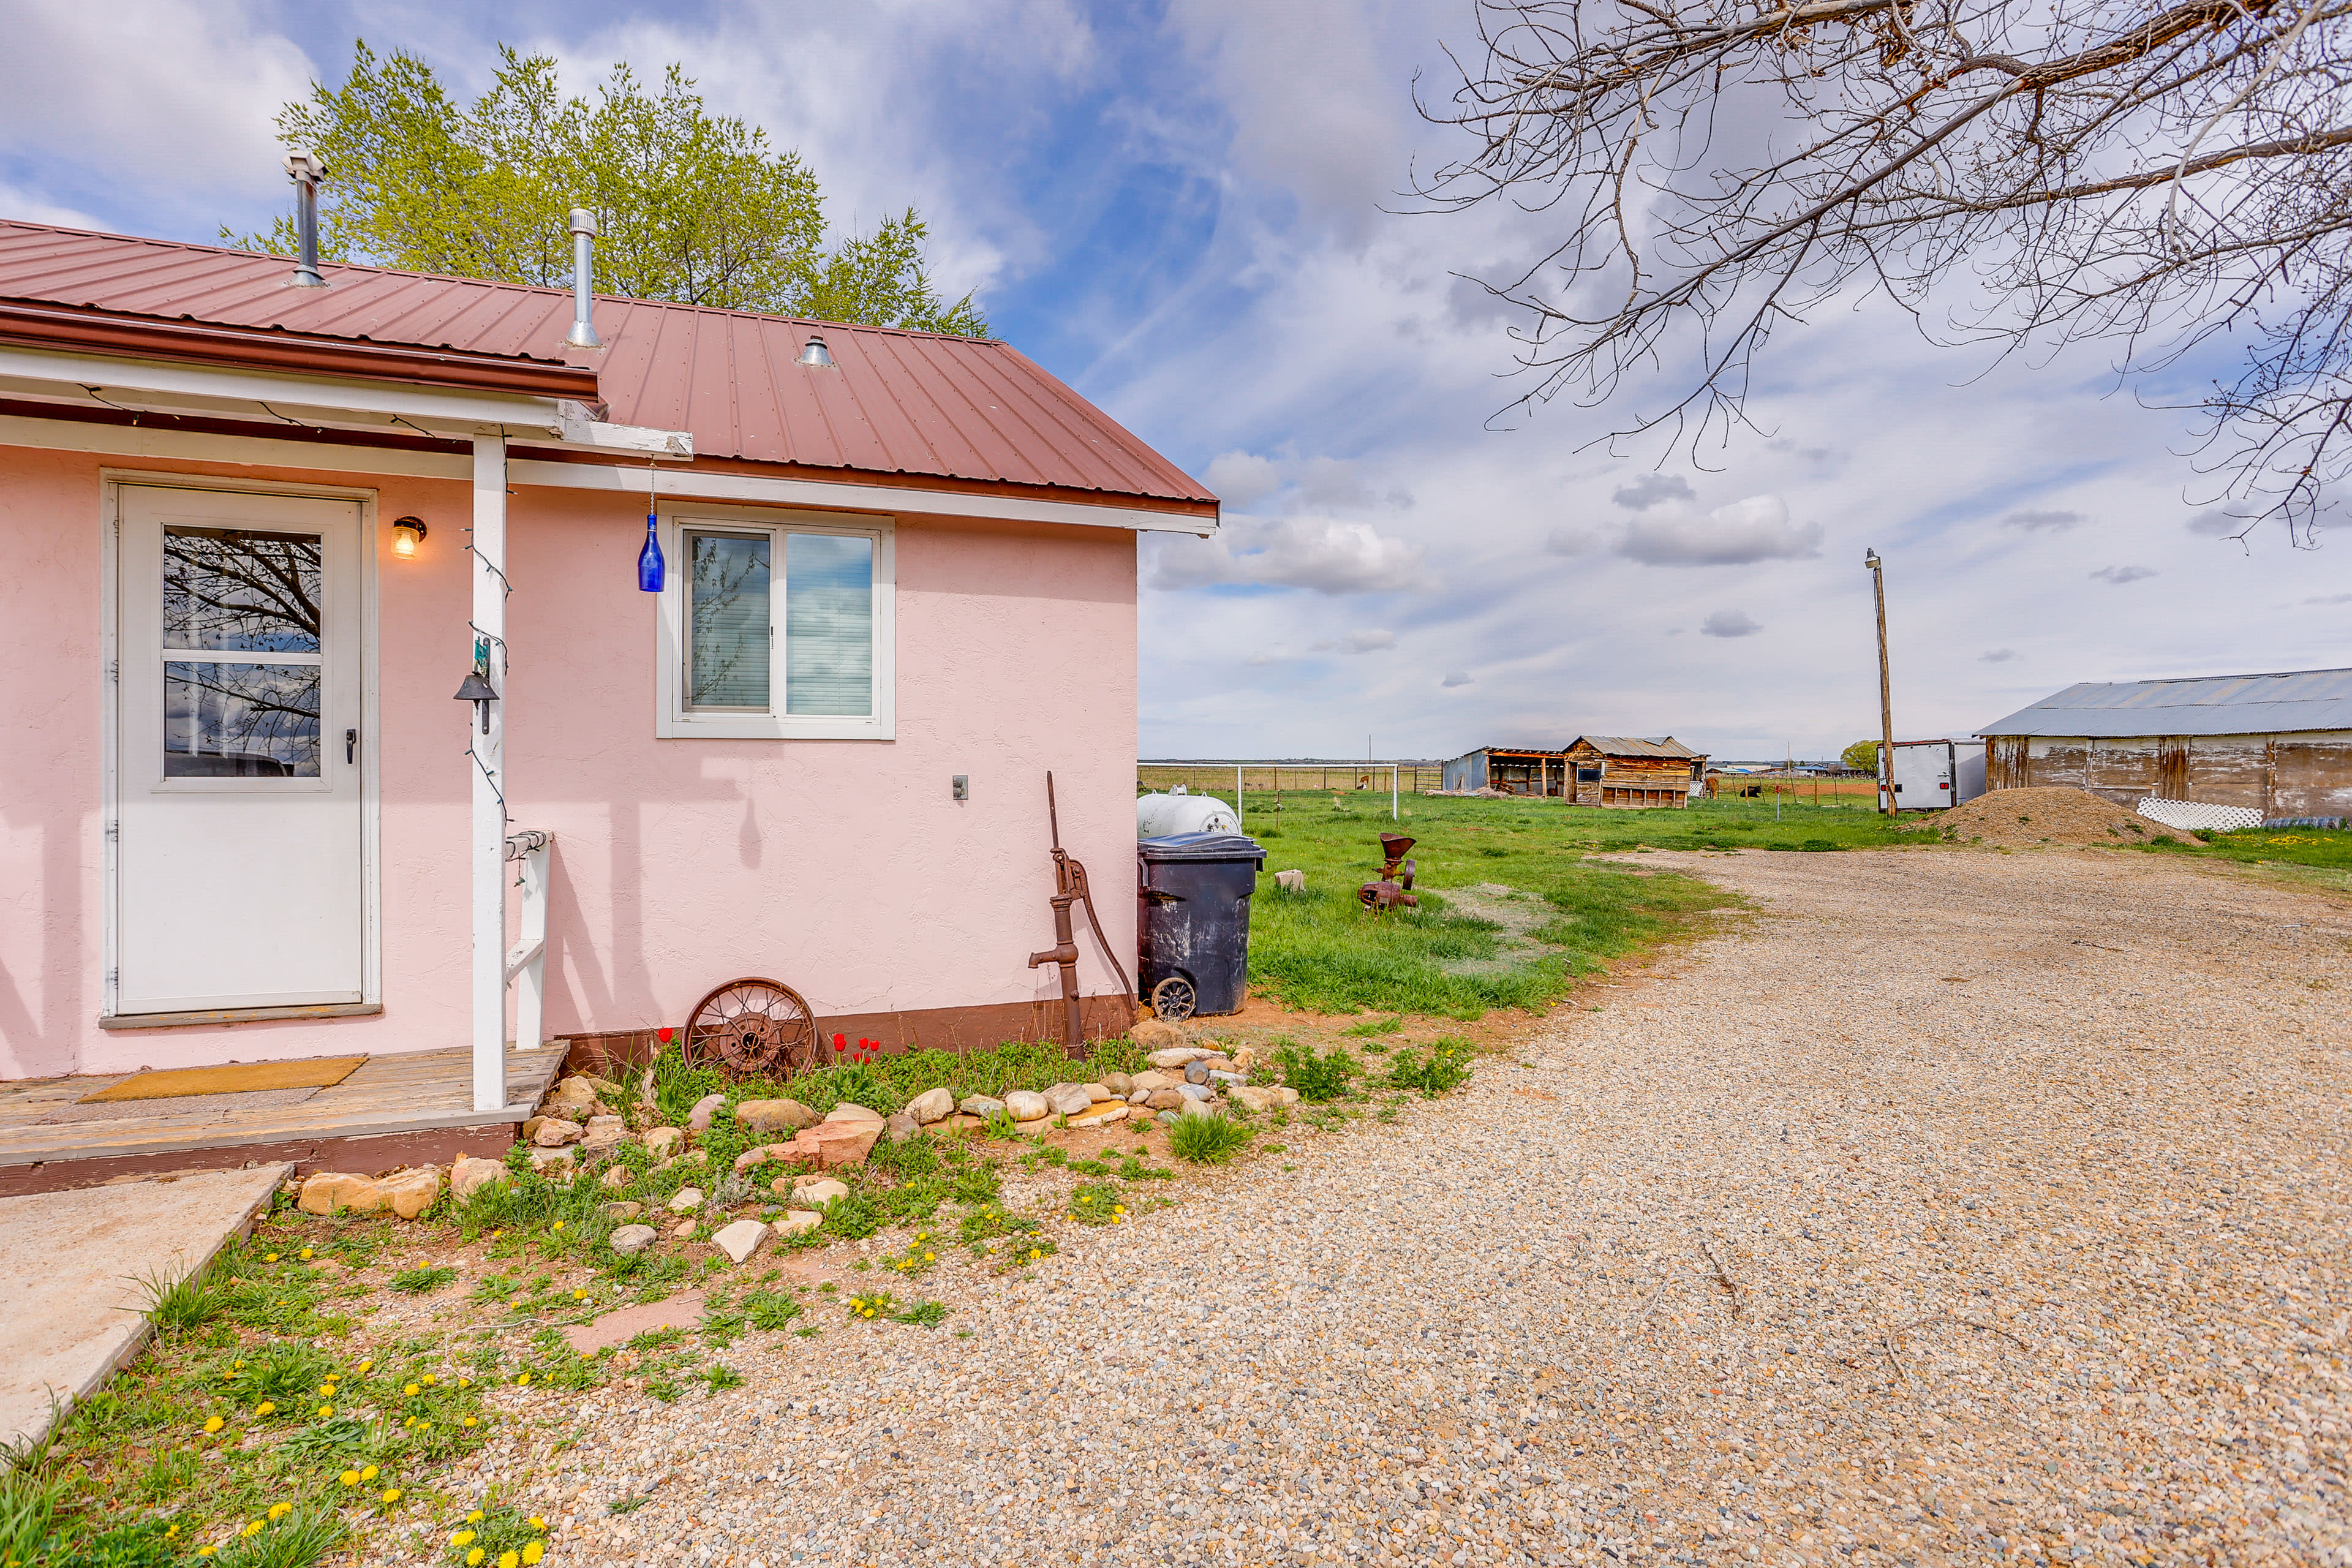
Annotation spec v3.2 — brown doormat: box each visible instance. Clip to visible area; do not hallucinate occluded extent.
[80,1055,368,1103]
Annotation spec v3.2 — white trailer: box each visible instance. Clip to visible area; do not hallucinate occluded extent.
[1880,738,1959,811]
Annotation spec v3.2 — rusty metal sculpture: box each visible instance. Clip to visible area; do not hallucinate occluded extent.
[680,977,823,1079]
[1027,771,1135,1048]
[1357,832,1420,912]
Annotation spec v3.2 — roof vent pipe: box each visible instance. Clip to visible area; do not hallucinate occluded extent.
[566,208,603,349]
[797,335,834,369]
[284,151,328,287]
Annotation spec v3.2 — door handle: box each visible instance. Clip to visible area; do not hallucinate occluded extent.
[345,728,357,764]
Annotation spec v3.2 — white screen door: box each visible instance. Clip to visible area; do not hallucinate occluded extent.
[115,486,366,1014]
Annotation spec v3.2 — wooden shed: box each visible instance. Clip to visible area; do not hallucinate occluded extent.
[1978,668,2352,819]
[1561,736,1707,808]
[1442,745,1567,796]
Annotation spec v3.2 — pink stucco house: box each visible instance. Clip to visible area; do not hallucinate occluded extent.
[0,217,1214,1136]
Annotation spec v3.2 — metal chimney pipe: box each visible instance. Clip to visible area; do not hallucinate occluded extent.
[566,208,602,349]
[283,151,328,287]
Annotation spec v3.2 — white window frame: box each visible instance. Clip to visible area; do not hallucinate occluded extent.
[654,504,895,741]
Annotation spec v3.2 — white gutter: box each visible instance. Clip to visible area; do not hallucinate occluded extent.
[0,412,1216,534]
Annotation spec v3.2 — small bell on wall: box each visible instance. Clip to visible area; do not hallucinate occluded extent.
[638,511,664,592]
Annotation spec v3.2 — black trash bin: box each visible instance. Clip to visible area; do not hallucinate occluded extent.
[1136,831,1264,1020]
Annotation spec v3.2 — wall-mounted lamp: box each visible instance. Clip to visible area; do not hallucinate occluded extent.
[391,516,428,557]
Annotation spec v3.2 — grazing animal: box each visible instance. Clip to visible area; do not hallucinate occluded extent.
[1274,869,1306,893]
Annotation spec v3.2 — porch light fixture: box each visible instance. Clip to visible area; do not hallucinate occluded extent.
[797,335,835,369]
[391,516,428,557]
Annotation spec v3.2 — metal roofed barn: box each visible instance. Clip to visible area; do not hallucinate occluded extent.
[1441,745,1570,796]
[1561,736,1707,808]
[1977,666,2352,818]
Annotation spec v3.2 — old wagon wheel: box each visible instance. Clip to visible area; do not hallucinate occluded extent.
[680,977,821,1080]
[1150,975,1197,1023]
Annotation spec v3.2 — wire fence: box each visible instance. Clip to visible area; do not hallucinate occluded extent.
[1136,761,1447,796]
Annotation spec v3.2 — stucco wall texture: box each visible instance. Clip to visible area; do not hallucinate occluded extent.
[0,447,1139,1080]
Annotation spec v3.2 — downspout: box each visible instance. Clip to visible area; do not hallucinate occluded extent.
[472,434,510,1113]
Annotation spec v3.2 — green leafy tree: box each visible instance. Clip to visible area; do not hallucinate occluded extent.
[225,43,986,337]
[1841,741,1882,774]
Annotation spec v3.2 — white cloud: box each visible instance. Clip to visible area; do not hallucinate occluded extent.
[2003,509,2084,532]
[1441,669,1474,687]
[1150,516,1427,595]
[0,0,314,217]
[2090,565,2159,585]
[1202,451,1281,508]
[1611,474,1696,511]
[1980,648,2019,662]
[1616,496,1822,567]
[1341,628,1395,653]
[0,181,103,230]
[2186,508,2256,537]
[1545,527,1596,556]
[1700,609,1763,638]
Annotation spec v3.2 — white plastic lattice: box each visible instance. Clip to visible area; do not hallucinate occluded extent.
[2137,797,2262,832]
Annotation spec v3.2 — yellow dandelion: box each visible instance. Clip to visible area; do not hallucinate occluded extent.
[355,1359,373,1373]
[521,1542,545,1566]
[571,1289,587,1300]
[315,1404,333,1418]
[923,1251,935,1262]
[510,1297,524,1308]
[462,1415,478,1428]
[382,1487,402,1504]
[264,1252,279,1262]
[300,1247,314,1259]
[552,1221,565,1231]
[165,1526,179,1540]
[241,1520,265,1538]
[339,1469,361,1487]
[404,1383,420,1396]
[360,1464,377,1482]
[451,1529,477,1547]
[255,1401,276,1416]
[196,1547,216,1558]
[500,1553,519,1568]
[318,1382,337,1395]
[529,1517,546,1531]
[516,1372,532,1386]
[466,1511,485,1525]
[468,1552,485,1568]
[268,1502,292,1522]
[456,1377,470,1388]
[202,1416,224,1434]
[424,1374,439,1385]
[1113,1205,1126,1214]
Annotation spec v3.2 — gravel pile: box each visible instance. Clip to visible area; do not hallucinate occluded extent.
[500,848,2346,1568]
[1935,786,2190,848]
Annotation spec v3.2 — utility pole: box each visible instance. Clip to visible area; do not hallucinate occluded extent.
[1864,548,1894,816]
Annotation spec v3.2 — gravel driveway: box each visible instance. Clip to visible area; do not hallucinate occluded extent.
[522,848,2350,1568]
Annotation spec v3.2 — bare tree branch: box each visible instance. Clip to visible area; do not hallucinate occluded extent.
[1416,0,2352,541]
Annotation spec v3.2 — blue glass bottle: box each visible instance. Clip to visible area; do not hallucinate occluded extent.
[638,513,665,592]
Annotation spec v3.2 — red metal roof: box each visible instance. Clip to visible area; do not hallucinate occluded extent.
[0,219,1215,508]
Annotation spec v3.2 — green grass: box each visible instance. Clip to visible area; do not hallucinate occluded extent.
[2172,826,2352,869]
[1240,791,1906,1016]
[1169,1113,1253,1165]
[1385,1036,1475,1097]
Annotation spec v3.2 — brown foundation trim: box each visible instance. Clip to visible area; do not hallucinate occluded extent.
[559,993,1139,1077]
[0,1123,522,1198]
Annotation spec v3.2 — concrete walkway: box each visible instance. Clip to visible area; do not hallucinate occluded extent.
[0,1163,287,1450]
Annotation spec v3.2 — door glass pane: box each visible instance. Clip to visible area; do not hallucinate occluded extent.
[164,662,321,777]
[785,533,873,717]
[687,532,771,710]
[164,527,323,652]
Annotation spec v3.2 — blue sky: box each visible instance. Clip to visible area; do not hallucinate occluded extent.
[6,0,2346,760]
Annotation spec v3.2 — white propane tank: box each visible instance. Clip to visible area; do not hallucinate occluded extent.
[1136,785,1239,839]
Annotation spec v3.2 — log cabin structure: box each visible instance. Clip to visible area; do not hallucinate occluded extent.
[1977,668,2352,819]
[1561,736,1706,808]
[1441,745,1567,796]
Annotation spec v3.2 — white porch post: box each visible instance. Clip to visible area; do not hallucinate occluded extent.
[472,433,509,1114]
